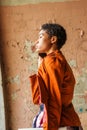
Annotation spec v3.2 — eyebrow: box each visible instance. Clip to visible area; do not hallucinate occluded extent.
[39,32,44,36]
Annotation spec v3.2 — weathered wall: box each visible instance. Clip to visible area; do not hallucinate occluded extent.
[0,0,87,130]
[0,0,79,6]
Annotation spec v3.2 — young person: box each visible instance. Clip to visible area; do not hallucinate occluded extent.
[32,53,46,128]
[29,23,83,130]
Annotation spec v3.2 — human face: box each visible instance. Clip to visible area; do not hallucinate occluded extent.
[35,30,52,53]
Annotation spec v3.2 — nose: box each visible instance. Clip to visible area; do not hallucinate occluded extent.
[31,39,39,52]
[35,39,39,44]
[31,40,38,52]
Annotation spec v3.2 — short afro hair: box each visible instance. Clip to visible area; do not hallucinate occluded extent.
[41,23,67,50]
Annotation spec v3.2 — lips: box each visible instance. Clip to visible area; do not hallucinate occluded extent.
[36,44,41,49]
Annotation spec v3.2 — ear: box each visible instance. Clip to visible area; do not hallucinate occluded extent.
[51,36,58,44]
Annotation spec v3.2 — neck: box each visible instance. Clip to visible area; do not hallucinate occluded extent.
[46,48,57,55]
[46,44,58,55]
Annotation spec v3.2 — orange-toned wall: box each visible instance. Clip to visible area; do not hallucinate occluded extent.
[0,0,87,130]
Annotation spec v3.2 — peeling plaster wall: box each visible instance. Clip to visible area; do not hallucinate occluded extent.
[0,0,87,130]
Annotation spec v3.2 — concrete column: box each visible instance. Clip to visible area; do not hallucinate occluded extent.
[0,6,38,130]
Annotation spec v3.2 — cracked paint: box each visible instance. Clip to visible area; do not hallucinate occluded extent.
[69,59,77,67]
[73,64,87,113]
[5,75,20,85]
[23,40,38,74]
[11,92,18,101]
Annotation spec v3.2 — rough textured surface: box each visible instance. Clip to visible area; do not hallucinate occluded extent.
[0,0,87,130]
[0,0,79,6]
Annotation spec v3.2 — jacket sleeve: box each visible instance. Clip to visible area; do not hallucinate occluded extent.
[29,71,49,105]
[29,74,40,104]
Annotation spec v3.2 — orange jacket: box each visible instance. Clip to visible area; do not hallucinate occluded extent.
[29,50,81,130]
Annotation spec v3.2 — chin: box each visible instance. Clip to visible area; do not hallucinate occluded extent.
[36,49,45,53]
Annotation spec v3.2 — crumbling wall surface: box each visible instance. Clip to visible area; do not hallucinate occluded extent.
[0,0,87,130]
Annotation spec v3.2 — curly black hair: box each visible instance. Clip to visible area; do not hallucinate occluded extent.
[41,23,67,50]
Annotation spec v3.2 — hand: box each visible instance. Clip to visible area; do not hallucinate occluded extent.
[31,45,36,52]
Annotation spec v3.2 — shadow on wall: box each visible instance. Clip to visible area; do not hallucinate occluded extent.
[1,60,5,130]
[0,44,5,130]
[0,7,7,130]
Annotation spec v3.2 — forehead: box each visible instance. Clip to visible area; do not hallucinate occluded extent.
[39,29,47,36]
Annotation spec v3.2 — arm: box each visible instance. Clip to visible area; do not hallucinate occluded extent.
[29,74,40,104]
[29,55,47,105]
[29,72,49,105]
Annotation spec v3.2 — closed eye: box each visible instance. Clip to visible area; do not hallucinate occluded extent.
[39,35,43,39]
